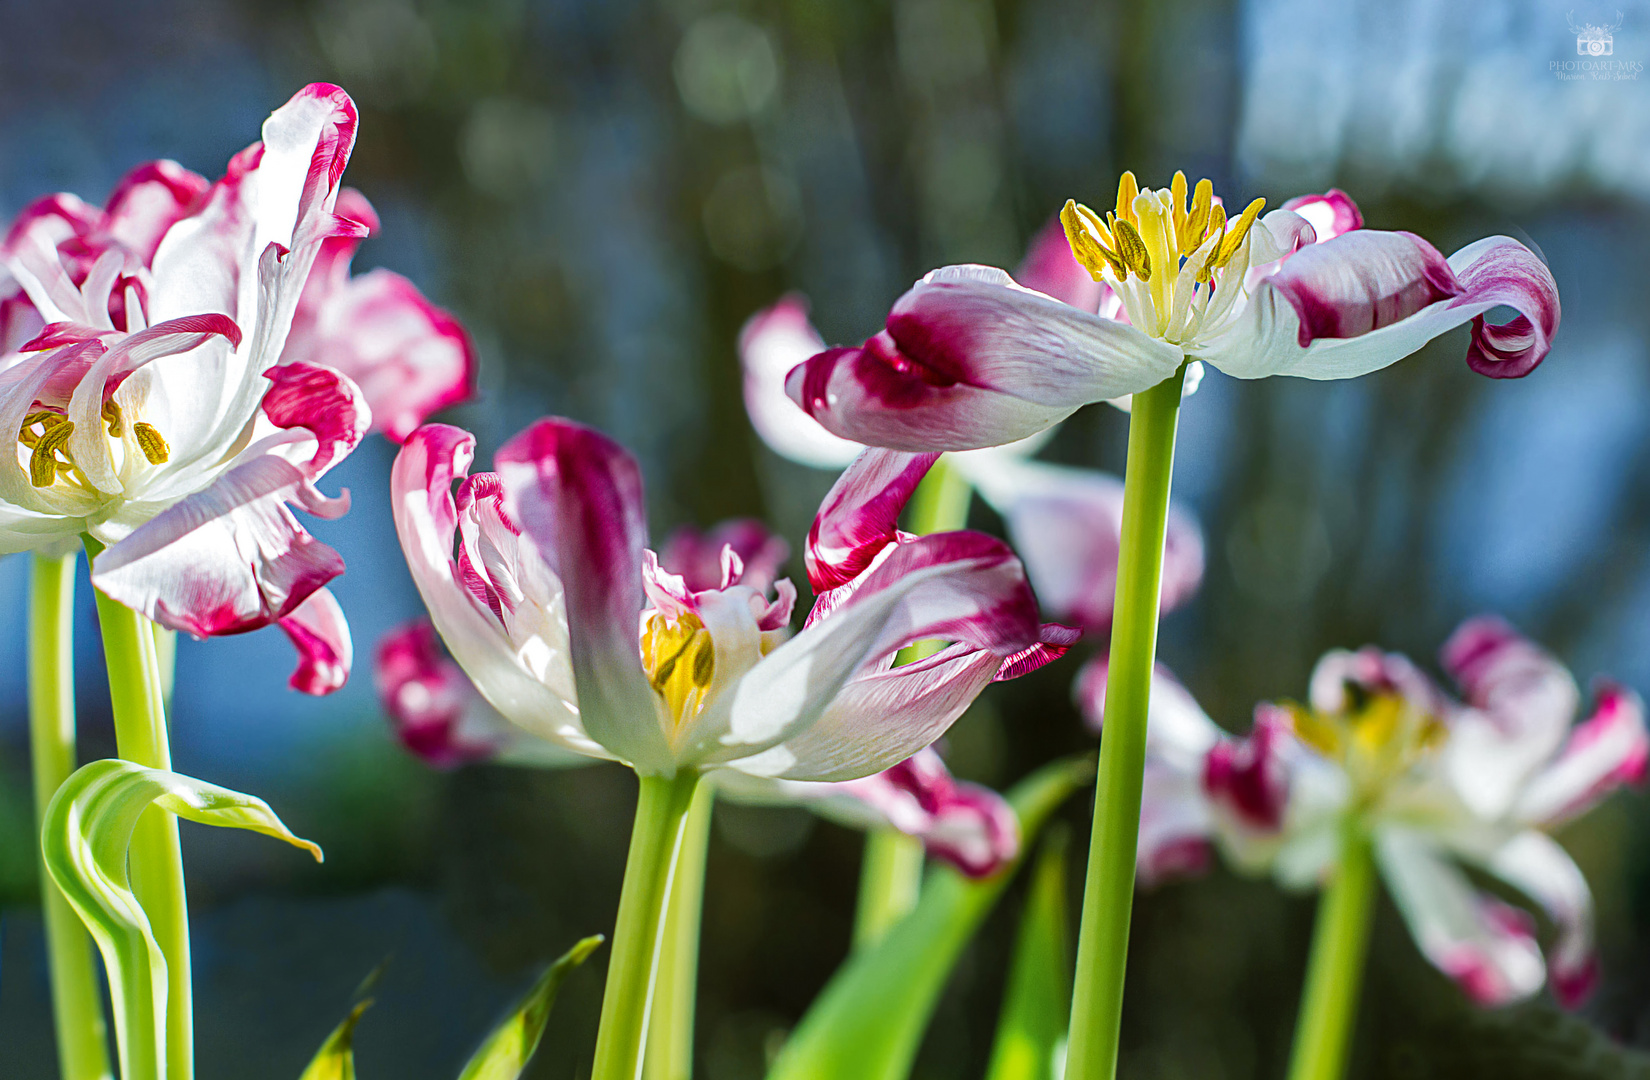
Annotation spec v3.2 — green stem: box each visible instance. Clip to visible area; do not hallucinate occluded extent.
[86,538,192,1080]
[592,770,703,1080]
[643,780,716,1080]
[849,456,975,950]
[853,829,926,952]
[30,552,114,1080]
[1064,364,1187,1080]
[1286,827,1377,1080]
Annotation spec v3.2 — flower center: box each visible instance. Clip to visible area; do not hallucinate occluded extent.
[1062,171,1266,343]
[17,401,169,490]
[641,610,717,727]
[1286,690,1447,800]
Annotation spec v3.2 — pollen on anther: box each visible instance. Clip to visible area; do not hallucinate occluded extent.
[133,422,170,465]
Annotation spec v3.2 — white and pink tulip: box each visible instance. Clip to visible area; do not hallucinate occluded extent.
[1084,618,1647,1007]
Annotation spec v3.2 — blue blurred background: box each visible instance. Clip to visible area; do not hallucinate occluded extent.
[4,0,1650,1076]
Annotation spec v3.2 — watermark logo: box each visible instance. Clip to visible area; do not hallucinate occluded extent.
[1570,10,1621,54]
[1553,10,1642,79]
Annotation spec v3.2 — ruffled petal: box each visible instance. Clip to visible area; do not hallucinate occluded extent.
[786,265,1184,451]
[1513,683,1648,827]
[954,452,1204,631]
[806,447,937,591]
[278,586,351,694]
[659,518,790,595]
[1440,616,1581,820]
[1376,827,1546,1006]
[739,295,863,468]
[717,531,1042,779]
[495,417,672,774]
[102,160,212,265]
[390,426,594,757]
[1279,189,1364,242]
[1199,234,1558,382]
[1482,831,1597,1008]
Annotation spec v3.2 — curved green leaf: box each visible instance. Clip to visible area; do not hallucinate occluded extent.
[300,1000,372,1080]
[765,755,1094,1080]
[41,758,322,1080]
[458,934,606,1080]
[984,826,1073,1080]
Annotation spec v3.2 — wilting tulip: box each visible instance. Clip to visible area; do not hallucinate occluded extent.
[391,417,1075,783]
[786,178,1559,451]
[1085,618,1647,1007]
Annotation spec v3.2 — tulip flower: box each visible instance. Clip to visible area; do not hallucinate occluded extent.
[785,181,1558,452]
[391,415,1071,1078]
[1083,618,1646,1075]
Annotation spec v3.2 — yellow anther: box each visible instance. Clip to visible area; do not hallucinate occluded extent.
[29,421,74,487]
[1061,200,1123,280]
[1288,705,1342,759]
[1110,218,1151,281]
[1183,178,1214,253]
[1114,171,1139,227]
[102,399,124,437]
[132,422,170,465]
[642,612,717,725]
[1214,196,1266,268]
[1169,171,1188,252]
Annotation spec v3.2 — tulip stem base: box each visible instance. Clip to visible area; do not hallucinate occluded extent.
[854,829,926,951]
[1065,365,1187,1080]
[644,780,716,1080]
[1286,827,1376,1080]
[87,539,192,1080]
[593,770,704,1080]
[31,551,114,1080]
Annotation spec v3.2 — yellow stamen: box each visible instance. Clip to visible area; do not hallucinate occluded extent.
[30,421,74,487]
[1114,171,1139,227]
[1060,200,1123,281]
[1214,197,1267,268]
[102,399,124,437]
[1169,171,1188,253]
[132,422,169,465]
[641,612,717,725]
[1288,705,1342,759]
[1183,178,1213,253]
[1110,218,1151,280]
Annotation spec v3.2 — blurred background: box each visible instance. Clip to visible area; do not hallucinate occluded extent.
[3,0,1650,1076]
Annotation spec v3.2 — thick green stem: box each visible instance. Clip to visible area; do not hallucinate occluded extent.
[592,770,703,1080]
[1286,827,1377,1080]
[30,552,114,1080]
[643,780,716,1080]
[87,539,192,1080]
[1065,365,1187,1080]
[849,457,975,950]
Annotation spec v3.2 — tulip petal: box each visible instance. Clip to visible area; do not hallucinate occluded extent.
[1137,757,1215,886]
[278,587,351,695]
[1200,233,1558,382]
[1013,217,1106,312]
[1482,831,1597,1008]
[495,417,672,774]
[806,447,937,591]
[1376,827,1546,1006]
[787,266,1183,451]
[390,426,597,758]
[1513,683,1649,827]
[102,161,212,265]
[740,295,863,469]
[660,518,790,595]
[1279,189,1364,242]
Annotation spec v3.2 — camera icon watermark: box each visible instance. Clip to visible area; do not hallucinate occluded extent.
[1570,10,1622,55]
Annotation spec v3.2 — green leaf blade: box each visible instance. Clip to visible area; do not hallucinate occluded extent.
[457,934,606,1080]
[299,1000,372,1080]
[983,826,1074,1080]
[765,755,1094,1080]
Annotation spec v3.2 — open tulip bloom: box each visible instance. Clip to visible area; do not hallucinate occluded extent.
[1086,617,1647,1069]
[391,414,1073,1076]
[771,172,1562,1080]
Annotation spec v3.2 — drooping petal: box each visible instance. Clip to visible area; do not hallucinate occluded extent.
[389,426,594,757]
[806,447,937,591]
[259,358,371,483]
[993,622,1081,681]
[1013,217,1106,312]
[1440,616,1581,820]
[716,531,1042,780]
[954,452,1204,631]
[1199,233,1559,382]
[374,619,588,769]
[89,454,344,636]
[1376,827,1546,1006]
[278,587,352,694]
[1279,189,1364,243]
[1514,683,1649,827]
[495,417,672,774]
[739,295,863,469]
[1482,831,1597,1008]
[786,265,1184,451]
